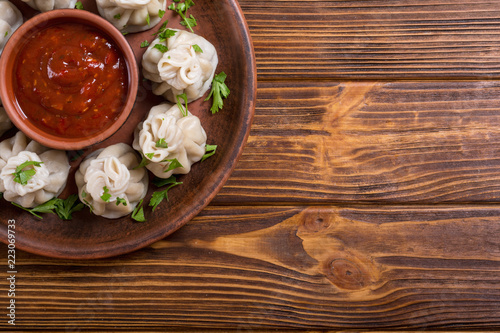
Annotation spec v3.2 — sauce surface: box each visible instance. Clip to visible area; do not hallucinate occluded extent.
[14,22,128,138]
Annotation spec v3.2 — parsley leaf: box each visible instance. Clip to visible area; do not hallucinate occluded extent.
[204,72,230,114]
[134,152,151,169]
[101,186,112,202]
[156,138,168,148]
[54,194,85,220]
[116,197,128,206]
[13,161,43,185]
[201,144,217,161]
[75,1,83,9]
[146,13,151,26]
[141,40,150,48]
[158,28,176,42]
[169,0,197,32]
[12,199,58,219]
[192,44,203,53]
[149,176,182,211]
[176,93,188,117]
[162,158,183,172]
[153,44,169,53]
[159,9,166,18]
[114,13,121,20]
[131,199,146,222]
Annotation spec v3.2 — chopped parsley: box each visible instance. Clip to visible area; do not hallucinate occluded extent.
[114,13,121,20]
[141,40,151,48]
[12,194,84,220]
[153,44,169,53]
[100,186,112,202]
[168,0,197,32]
[131,199,146,222]
[162,158,183,172]
[156,138,169,148]
[149,176,182,211]
[176,93,188,117]
[205,72,230,114]
[116,197,128,206]
[202,144,217,161]
[192,44,203,53]
[158,28,176,42]
[75,1,83,9]
[12,161,43,186]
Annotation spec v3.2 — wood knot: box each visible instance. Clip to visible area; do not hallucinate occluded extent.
[324,257,369,290]
[302,210,330,233]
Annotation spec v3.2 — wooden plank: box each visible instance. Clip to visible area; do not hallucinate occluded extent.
[1,205,499,330]
[214,80,500,204]
[240,0,500,79]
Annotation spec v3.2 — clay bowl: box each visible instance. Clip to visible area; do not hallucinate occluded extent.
[0,9,138,150]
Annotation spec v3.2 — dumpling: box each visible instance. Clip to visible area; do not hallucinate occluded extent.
[0,1,23,55]
[75,143,149,219]
[0,98,13,137]
[142,29,218,103]
[0,132,70,208]
[96,0,167,33]
[21,0,78,12]
[133,103,207,178]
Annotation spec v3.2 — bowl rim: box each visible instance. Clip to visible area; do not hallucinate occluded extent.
[0,8,139,151]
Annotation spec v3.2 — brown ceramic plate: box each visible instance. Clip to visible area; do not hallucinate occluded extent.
[0,0,256,259]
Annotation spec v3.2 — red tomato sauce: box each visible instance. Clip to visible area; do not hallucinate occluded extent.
[14,22,129,138]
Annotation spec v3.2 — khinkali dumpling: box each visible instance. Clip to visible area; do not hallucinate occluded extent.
[0,1,23,55]
[0,99,12,137]
[142,29,218,103]
[0,132,70,208]
[96,0,167,33]
[21,0,78,12]
[75,143,149,219]
[133,103,207,178]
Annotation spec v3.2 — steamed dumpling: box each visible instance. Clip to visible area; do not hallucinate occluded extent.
[96,0,167,33]
[0,1,23,55]
[21,0,78,12]
[0,99,12,137]
[0,132,70,208]
[75,143,149,219]
[142,29,218,103]
[133,103,207,178]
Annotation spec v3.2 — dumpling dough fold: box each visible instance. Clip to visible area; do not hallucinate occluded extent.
[133,103,207,178]
[0,1,23,55]
[75,143,149,219]
[96,0,167,33]
[0,132,70,208]
[142,29,218,103]
[21,0,78,12]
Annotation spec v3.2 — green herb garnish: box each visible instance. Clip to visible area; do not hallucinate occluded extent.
[169,0,196,32]
[153,44,169,53]
[116,197,128,206]
[101,186,111,202]
[141,40,151,48]
[11,194,84,220]
[162,158,183,172]
[176,93,188,117]
[205,72,230,114]
[156,138,168,148]
[192,44,203,53]
[131,199,146,222]
[13,161,43,186]
[149,176,182,211]
[201,144,217,161]
[75,1,83,9]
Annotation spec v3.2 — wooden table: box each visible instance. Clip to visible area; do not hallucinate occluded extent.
[2,0,500,330]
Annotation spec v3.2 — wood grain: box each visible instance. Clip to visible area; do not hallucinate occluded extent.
[240,0,500,79]
[1,205,499,330]
[214,80,500,204]
[1,0,500,331]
